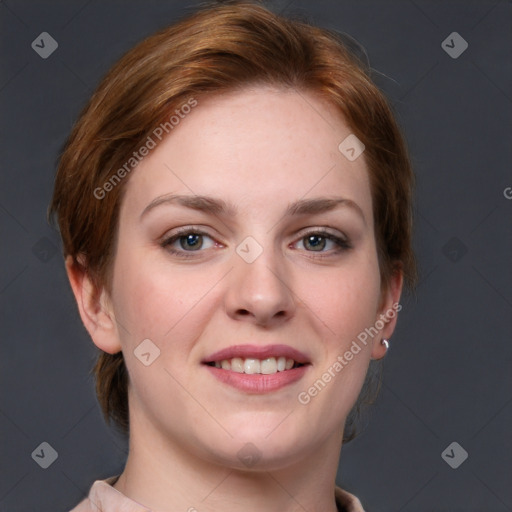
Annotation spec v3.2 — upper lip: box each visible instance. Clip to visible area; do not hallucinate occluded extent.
[203,344,311,364]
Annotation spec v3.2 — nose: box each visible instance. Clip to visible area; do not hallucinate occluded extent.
[224,243,296,327]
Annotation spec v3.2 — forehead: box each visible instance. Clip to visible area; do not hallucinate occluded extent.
[121,86,372,224]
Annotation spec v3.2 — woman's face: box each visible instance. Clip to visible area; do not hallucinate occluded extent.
[98,86,400,469]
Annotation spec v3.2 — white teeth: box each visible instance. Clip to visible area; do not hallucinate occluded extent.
[213,357,298,374]
[244,358,260,374]
[231,357,244,373]
[261,357,277,374]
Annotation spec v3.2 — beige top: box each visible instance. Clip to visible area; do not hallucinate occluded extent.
[70,475,366,512]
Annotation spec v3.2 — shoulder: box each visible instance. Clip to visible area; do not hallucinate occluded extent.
[68,476,121,512]
[68,497,93,512]
[335,486,366,512]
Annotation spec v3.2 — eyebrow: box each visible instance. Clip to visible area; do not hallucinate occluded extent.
[140,194,366,225]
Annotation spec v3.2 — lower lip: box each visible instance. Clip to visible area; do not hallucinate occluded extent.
[204,364,310,393]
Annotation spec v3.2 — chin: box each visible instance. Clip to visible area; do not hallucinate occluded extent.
[195,418,316,471]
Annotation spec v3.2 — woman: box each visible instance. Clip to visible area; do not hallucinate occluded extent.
[50,2,416,511]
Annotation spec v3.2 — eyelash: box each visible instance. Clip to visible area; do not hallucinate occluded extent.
[160,227,217,259]
[292,228,352,258]
[160,227,352,259]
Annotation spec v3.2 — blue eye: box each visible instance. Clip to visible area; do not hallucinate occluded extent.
[160,227,351,260]
[295,230,351,254]
[177,233,204,251]
[161,229,216,258]
[303,234,330,251]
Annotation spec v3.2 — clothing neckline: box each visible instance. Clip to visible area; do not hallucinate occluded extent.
[76,475,365,512]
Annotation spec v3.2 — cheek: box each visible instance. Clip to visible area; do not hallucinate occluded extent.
[111,265,172,342]
[299,250,382,344]
[108,252,210,405]
[110,248,220,350]
[293,254,381,430]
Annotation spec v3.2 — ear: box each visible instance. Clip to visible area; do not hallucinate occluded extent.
[65,255,122,354]
[370,268,403,360]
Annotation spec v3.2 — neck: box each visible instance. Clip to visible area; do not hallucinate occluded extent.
[113,409,344,512]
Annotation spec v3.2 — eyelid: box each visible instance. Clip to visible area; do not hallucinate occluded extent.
[161,225,212,239]
[160,226,220,257]
[293,226,351,247]
[294,227,351,251]
[294,226,348,240]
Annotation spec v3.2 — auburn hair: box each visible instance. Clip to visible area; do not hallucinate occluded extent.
[49,0,416,442]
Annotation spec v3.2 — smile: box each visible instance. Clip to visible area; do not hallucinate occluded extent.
[206,356,304,375]
[202,344,311,393]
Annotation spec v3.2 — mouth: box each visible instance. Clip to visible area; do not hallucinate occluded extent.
[202,344,311,393]
[205,356,306,374]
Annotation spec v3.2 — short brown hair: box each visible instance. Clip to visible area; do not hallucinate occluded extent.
[50,1,416,441]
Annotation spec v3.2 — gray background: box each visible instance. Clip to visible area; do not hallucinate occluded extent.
[1,0,511,511]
